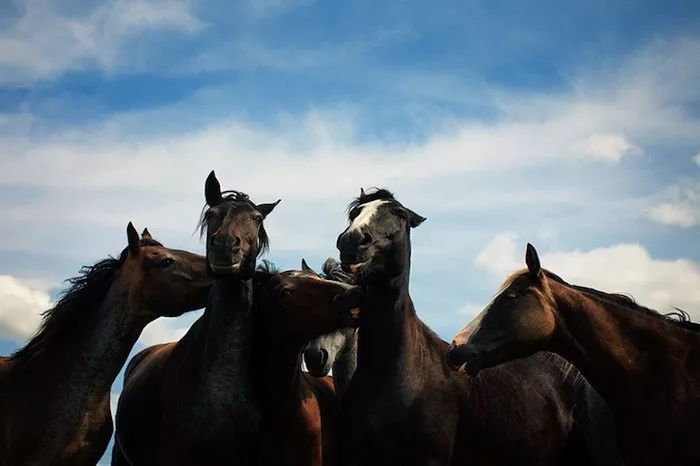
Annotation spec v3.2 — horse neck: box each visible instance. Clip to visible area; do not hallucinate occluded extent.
[199,278,255,389]
[9,274,147,426]
[357,268,429,376]
[332,332,358,397]
[548,280,696,405]
[257,334,305,405]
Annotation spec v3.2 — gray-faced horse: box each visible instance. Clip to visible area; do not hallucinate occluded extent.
[304,259,358,398]
[335,188,621,466]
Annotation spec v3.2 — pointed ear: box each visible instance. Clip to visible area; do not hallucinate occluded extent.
[360,187,366,198]
[406,208,426,228]
[256,199,281,218]
[301,258,317,275]
[127,222,140,256]
[205,170,222,207]
[526,243,541,277]
[141,228,152,239]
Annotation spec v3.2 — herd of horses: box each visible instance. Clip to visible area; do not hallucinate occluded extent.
[0,170,697,466]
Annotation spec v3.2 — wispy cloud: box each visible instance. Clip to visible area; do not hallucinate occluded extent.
[0,0,203,84]
[647,156,700,228]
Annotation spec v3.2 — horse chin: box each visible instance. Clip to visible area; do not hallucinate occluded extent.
[341,259,370,274]
[209,262,242,275]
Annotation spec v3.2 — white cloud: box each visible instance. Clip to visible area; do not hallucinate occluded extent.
[648,179,700,228]
[475,233,521,278]
[0,275,51,341]
[137,314,201,347]
[694,153,700,166]
[0,0,203,83]
[648,203,697,228]
[570,132,639,162]
[474,234,700,320]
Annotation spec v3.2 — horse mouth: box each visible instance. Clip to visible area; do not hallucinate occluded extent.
[209,262,242,274]
[446,345,482,375]
[341,260,370,273]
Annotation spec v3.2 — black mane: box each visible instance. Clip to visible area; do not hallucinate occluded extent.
[197,190,270,256]
[347,188,396,214]
[11,248,129,361]
[322,258,353,283]
[543,270,699,333]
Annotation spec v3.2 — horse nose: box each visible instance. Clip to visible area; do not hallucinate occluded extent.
[337,229,368,257]
[210,235,241,252]
[303,348,328,372]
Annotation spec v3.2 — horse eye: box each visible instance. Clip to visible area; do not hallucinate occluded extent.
[282,288,292,298]
[159,258,175,268]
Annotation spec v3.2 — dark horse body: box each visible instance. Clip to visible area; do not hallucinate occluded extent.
[447,244,700,466]
[0,225,211,466]
[335,189,620,466]
[115,262,362,466]
[113,172,280,465]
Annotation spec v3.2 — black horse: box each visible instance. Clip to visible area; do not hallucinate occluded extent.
[335,188,621,466]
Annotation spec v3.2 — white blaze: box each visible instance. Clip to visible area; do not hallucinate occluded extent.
[348,200,388,233]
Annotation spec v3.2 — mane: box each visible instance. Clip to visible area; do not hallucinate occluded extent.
[256,259,279,275]
[322,257,353,283]
[197,190,270,256]
[502,269,699,333]
[11,247,130,361]
[347,188,396,214]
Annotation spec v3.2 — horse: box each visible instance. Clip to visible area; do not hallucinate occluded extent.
[113,260,362,466]
[304,259,359,398]
[334,188,621,466]
[112,171,281,465]
[0,224,212,466]
[446,243,700,466]
[252,260,362,466]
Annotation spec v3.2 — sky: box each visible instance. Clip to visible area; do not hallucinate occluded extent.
[0,0,699,463]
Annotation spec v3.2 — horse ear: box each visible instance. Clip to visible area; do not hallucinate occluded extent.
[205,170,222,207]
[127,222,140,256]
[526,243,541,277]
[406,208,426,228]
[301,258,316,275]
[256,199,281,218]
[141,228,152,239]
[360,187,366,198]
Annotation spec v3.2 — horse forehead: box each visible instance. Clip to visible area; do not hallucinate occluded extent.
[348,200,389,231]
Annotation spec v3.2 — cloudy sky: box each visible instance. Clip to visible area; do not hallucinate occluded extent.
[1,0,699,463]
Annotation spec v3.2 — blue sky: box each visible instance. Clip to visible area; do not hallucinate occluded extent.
[1,0,699,463]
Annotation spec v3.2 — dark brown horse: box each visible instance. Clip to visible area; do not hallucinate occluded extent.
[0,224,211,466]
[114,260,362,466]
[112,171,281,465]
[447,243,700,466]
[335,188,621,466]
[253,260,362,466]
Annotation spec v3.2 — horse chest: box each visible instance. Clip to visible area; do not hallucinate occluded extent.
[341,380,455,465]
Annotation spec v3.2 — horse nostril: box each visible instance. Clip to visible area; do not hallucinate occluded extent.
[360,232,373,246]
